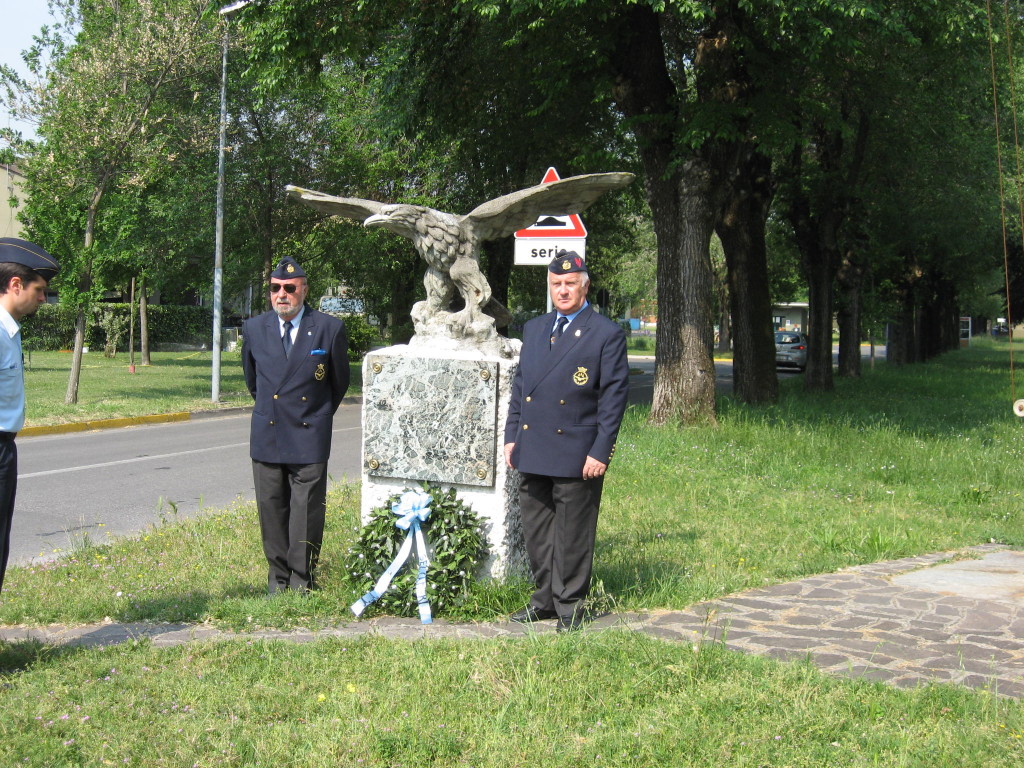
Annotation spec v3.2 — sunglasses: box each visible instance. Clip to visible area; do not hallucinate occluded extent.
[269,283,300,294]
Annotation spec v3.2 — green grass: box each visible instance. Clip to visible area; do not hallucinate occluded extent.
[3,339,1022,626]
[627,334,655,354]
[1,338,1022,765]
[22,351,363,426]
[0,633,1020,767]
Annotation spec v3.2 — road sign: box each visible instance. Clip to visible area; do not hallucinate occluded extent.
[514,167,587,265]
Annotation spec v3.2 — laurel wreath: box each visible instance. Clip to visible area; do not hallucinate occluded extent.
[345,483,488,617]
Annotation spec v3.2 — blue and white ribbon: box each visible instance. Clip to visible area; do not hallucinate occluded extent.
[351,489,433,624]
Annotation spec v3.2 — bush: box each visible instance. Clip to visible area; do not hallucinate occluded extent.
[20,303,213,351]
[342,314,378,361]
[21,304,77,350]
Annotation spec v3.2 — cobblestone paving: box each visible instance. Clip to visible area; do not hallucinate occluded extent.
[2,544,1021,698]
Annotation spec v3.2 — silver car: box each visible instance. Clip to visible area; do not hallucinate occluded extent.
[775,331,807,371]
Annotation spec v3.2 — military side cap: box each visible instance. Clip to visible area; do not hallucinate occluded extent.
[0,238,60,282]
[270,256,306,279]
[548,250,587,274]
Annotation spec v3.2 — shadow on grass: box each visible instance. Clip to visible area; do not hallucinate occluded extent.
[596,558,696,605]
[114,581,263,624]
[0,639,70,676]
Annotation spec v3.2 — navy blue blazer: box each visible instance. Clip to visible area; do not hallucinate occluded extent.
[504,305,629,478]
[242,306,349,465]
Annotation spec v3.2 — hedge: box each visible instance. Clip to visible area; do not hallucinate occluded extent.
[21,303,214,352]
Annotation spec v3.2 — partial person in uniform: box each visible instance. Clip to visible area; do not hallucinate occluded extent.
[504,251,629,631]
[0,238,59,593]
[242,256,349,593]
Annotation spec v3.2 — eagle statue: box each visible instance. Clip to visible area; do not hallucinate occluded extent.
[286,172,634,356]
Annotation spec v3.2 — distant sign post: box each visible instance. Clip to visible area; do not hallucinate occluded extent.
[514,167,588,266]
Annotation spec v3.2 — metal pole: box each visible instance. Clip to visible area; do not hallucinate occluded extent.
[211,28,228,402]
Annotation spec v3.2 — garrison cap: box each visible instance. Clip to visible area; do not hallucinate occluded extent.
[270,256,306,280]
[0,238,60,282]
[548,250,587,275]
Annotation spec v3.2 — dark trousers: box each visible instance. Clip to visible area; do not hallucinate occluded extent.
[519,472,604,620]
[252,460,327,593]
[0,436,15,593]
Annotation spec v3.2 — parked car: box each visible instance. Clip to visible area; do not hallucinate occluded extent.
[775,331,807,371]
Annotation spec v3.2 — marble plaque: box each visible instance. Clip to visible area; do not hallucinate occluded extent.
[363,354,498,486]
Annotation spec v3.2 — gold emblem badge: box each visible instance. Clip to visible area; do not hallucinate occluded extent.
[562,259,571,271]
[286,263,295,273]
[573,366,589,386]
[315,363,326,381]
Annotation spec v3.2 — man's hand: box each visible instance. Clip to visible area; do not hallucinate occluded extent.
[582,456,607,480]
[504,442,516,469]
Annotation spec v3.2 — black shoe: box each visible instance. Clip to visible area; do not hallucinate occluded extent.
[556,611,592,633]
[510,605,558,623]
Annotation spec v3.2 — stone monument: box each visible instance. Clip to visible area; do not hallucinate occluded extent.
[287,172,634,578]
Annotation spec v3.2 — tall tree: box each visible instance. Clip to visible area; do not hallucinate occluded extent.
[2,0,219,402]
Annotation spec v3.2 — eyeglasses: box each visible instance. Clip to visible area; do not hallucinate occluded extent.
[269,283,299,294]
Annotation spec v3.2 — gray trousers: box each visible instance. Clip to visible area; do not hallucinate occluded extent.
[252,460,327,592]
[519,472,604,620]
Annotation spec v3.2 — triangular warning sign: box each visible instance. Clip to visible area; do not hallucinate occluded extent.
[514,167,588,238]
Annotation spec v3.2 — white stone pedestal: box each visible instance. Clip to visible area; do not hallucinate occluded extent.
[360,343,527,580]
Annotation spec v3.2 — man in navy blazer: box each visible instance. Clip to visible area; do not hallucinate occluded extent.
[242,256,349,593]
[504,251,629,631]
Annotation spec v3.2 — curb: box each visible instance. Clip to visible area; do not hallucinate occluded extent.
[19,396,365,438]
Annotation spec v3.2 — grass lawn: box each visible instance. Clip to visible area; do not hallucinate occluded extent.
[22,351,363,426]
[0,338,1022,765]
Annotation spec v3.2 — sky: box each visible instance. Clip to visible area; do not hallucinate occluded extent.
[1,2,64,142]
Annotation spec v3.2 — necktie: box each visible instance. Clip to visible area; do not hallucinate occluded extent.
[551,316,568,346]
[282,320,293,358]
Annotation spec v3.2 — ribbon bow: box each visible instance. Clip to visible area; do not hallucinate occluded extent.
[351,489,434,624]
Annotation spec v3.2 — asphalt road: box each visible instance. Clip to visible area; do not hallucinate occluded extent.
[12,404,363,566]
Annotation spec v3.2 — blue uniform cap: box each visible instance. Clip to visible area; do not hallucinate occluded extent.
[0,238,60,282]
[270,256,306,279]
[548,250,587,275]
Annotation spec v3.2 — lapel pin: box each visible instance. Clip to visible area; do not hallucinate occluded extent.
[575,329,581,337]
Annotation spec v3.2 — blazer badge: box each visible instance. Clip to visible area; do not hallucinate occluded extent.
[315,362,326,381]
[573,366,589,386]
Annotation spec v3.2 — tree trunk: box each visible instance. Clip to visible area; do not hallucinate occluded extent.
[888,278,918,365]
[803,249,837,390]
[717,149,778,404]
[65,187,103,405]
[650,162,718,425]
[836,248,864,377]
[65,309,88,405]
[716,288,731,353]
[611,5,717,426]
[140,277,151,365]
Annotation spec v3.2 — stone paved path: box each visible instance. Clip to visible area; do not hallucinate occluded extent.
[2,544,1021,698]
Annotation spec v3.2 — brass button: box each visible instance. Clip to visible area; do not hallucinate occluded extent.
[368,458,380,470]
[301,396,307,402]
[371,362,383,374]
[560,399,566,405]
[302,422,309,427]
[523,424,529,430]
[480,370,490,381]
[476,468,487,479]
[556,429,564,434]
[269,420,275,426]
[525,396,532,402]
[273,394,279,399]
